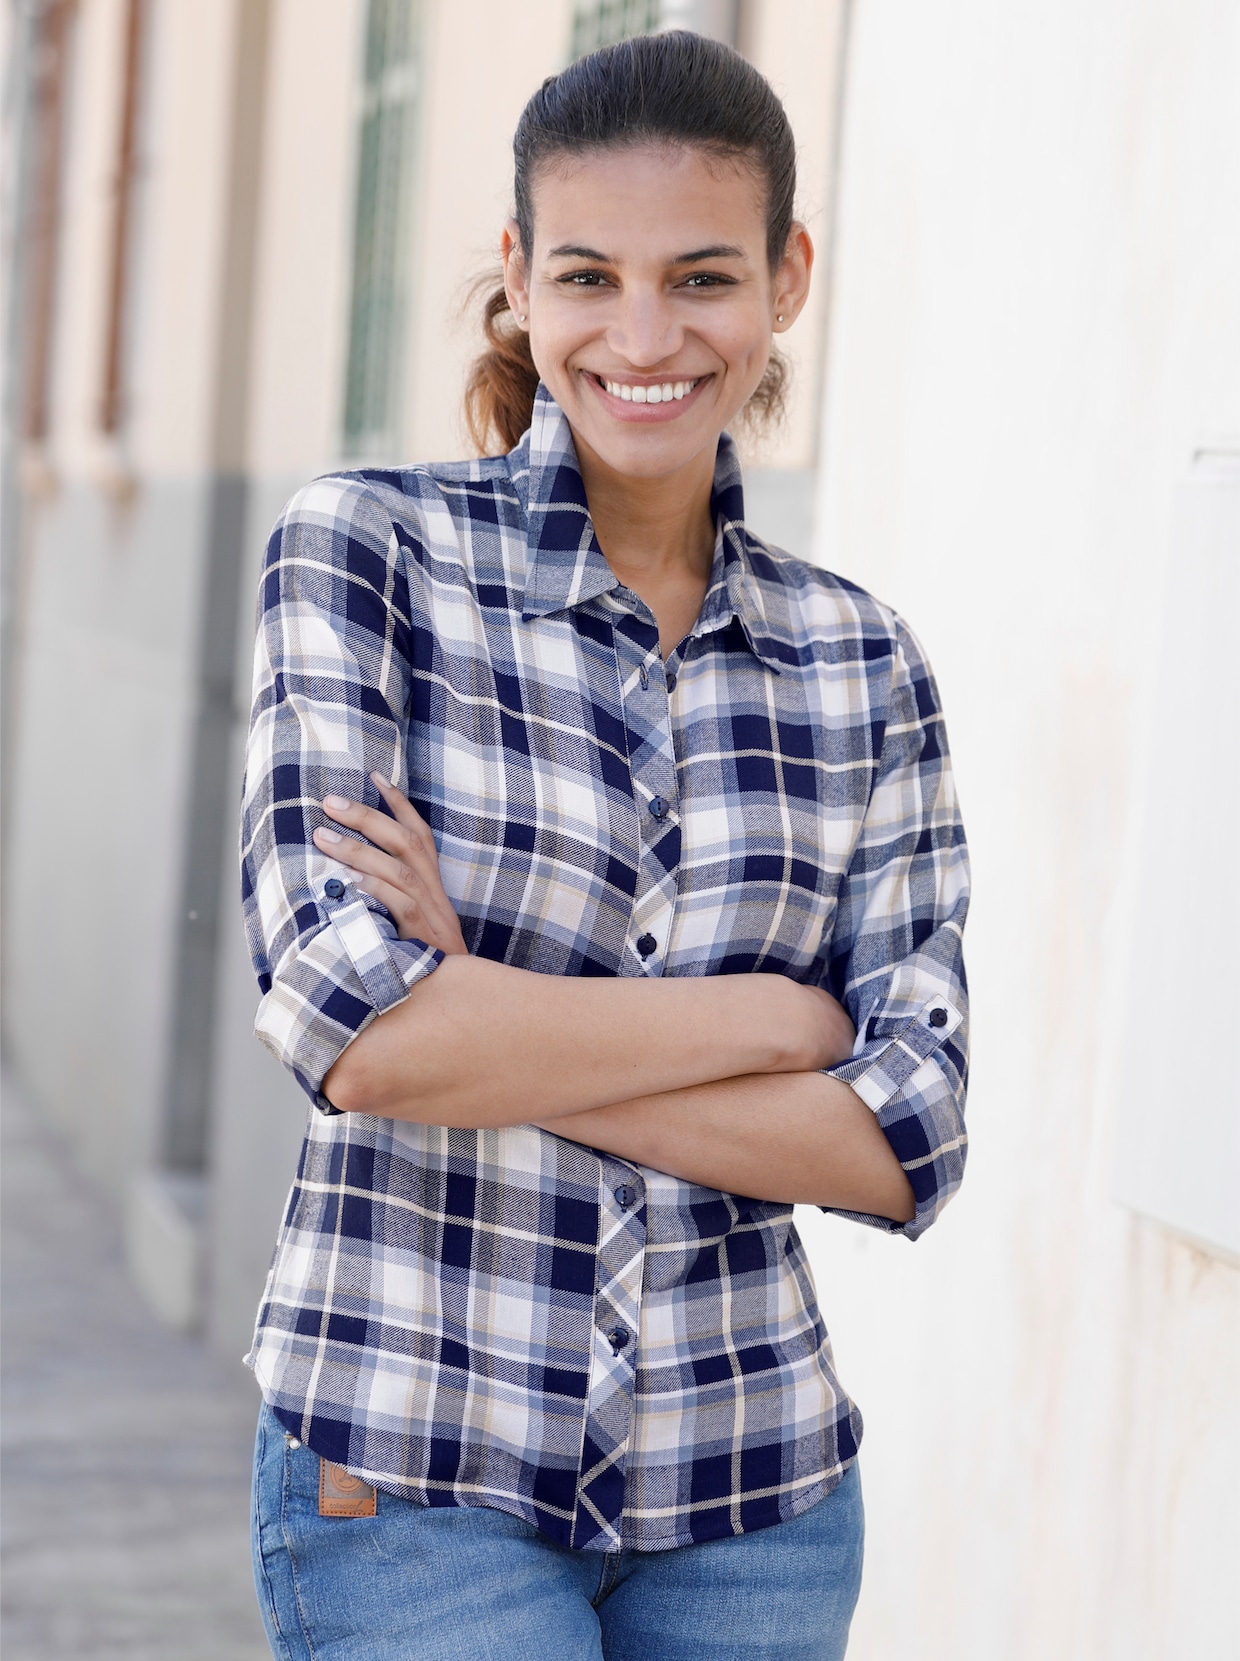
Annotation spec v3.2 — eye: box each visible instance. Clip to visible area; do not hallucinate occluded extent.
[680,272,737,290]
[557,269,612,287]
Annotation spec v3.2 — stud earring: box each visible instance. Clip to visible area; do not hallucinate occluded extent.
[518,313,527,323]
[776,313,784,323]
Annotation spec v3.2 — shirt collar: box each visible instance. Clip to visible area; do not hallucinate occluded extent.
[515,384,788,674]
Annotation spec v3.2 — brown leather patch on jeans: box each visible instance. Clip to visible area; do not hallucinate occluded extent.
[319,1459,377,1517]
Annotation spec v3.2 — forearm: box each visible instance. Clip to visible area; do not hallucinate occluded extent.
[538,1072,916,1219]
[323,956,842,1125]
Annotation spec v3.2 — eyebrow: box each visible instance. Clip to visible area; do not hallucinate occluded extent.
[546,243,748,263]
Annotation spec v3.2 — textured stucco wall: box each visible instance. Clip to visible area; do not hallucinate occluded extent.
[800,3,1239,1655]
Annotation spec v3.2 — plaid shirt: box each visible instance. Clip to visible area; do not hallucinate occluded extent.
[241,386,969,1552]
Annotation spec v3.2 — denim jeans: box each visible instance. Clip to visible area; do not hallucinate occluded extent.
[251,1404,863,1660]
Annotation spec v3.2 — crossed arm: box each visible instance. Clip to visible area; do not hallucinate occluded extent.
[315,776,915,1221]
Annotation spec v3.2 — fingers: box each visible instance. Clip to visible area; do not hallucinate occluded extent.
[351,870,430,944]
[314,831,466,952]
[312,824,421,894]
[368,772,437,849]
[321,783,432,862]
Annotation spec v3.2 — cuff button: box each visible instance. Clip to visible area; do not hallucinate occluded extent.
[324,877,346,900]
[929,1007,948,1027]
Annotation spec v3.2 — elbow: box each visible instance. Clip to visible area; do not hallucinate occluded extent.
[321,1029,444,1122]
[322,1029,413,1117]
[321,1044,372,1114]
[886,1170,917,1225]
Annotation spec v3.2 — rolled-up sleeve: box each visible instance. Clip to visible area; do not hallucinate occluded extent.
[822,616,970,1240]
[240,476,443,1112]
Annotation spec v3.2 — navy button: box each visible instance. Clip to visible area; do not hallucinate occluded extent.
[323,877,346,900]
[929,1007,948,1028]
[636,933,657,958]
[608,1328,630,1353]
[649,796,668,820]
[614,1184,636,1209]
[666,673,677,693]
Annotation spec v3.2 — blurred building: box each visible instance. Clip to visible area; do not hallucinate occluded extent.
[1,2,1236,1657]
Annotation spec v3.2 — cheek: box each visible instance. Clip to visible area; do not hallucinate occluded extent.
[527,315,586,387]
[720,321,774,386]
[711,302,773,362]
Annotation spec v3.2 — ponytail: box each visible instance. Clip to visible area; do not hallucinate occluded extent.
[463,278,539,455]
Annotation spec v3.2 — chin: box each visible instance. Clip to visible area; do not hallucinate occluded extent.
[569,404,725,478]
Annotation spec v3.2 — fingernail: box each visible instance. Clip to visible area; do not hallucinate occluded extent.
[370,771,390,788]
[323,795,351,812]
[316,827,343,844]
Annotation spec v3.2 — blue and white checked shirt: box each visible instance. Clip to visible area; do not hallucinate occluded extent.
[242,386,969,1552]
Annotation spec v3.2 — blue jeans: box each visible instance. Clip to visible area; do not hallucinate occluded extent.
[251,1404,863,1659]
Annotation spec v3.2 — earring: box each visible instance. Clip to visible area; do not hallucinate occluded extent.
[518,313,527,323]
[776,313,784,323]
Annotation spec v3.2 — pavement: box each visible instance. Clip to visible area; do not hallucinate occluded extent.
[1,1073,271,1660]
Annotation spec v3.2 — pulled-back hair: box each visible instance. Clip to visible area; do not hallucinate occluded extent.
[464,31,796,454]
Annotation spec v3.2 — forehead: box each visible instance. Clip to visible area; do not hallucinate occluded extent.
[529,143,766,258]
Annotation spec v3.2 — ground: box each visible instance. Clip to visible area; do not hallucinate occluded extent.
[1,1074,270,1660]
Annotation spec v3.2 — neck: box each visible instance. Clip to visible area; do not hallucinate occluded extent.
[573,436,718,587]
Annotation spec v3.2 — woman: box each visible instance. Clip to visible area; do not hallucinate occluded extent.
[243,31,968,1661]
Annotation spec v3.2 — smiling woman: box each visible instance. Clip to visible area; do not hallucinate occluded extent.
[241,30,969,1661]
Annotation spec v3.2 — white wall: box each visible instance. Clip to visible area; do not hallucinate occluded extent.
[800,2,1239,1656]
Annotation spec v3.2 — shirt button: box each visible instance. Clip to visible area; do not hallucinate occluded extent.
[323,877,346,900]
[649,796,668,820]
[636,933,657,958]
[666,673,677,693]
[614,1184,636,1209]
[929,1007,948,1027]
[608,1328,631,1353]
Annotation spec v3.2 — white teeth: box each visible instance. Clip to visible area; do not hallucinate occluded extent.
[601,377,700,404]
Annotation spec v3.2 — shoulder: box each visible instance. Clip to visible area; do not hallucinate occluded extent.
[273,454,521,545]
[743,528,925,669]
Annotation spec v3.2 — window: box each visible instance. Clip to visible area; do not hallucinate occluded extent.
[569,0,738,60]
[20,0,75,452]
[99,0,148,438]
[342,0,419,458]
[570,0,661,57]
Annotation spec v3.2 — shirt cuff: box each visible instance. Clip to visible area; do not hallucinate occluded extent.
[822,994,966,1239]
[254,878,445,1114]
[828,995,964,1112]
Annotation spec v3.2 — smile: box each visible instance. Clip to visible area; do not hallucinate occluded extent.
[597,376,704,404]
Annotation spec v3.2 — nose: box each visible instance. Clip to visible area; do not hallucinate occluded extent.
[606,286,684,368]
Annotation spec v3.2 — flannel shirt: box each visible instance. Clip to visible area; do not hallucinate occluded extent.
[241,385,969,1552]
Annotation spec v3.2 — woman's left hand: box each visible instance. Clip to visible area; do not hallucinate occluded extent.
[313,773,469,956]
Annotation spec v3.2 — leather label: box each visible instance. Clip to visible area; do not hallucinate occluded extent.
[319,1459,377,1517]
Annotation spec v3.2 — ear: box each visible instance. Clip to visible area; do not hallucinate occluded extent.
[501,218,530,327]
[772,223,814,333]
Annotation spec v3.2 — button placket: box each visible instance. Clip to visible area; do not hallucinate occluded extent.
[573,1163,646,1550]
[614,615,680,978]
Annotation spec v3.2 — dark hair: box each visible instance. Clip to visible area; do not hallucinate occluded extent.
[465,31,796,454]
